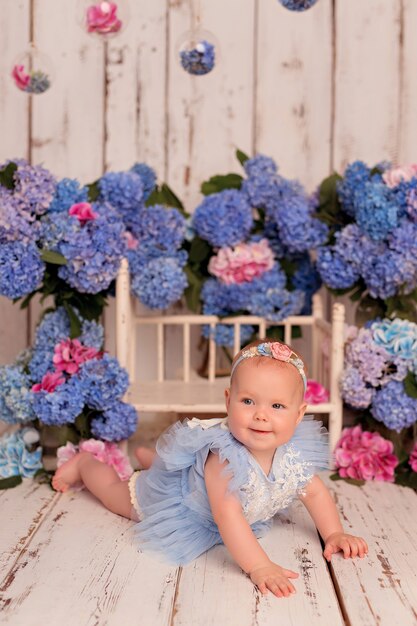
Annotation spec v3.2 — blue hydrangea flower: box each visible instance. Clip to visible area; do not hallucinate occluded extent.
[130,163,157,200]
[243,155,278,178]
[132,205,186,253]
[30,376,86,426]
[41,203,126,294]
[180,40,215,76]
[201,278,253,316]
[98,171,144,212]
[0,365,36,424]
[6,159,56,218]
[193,190,253,247]
[0,430,43,478]
[345,327,391,387]
[354,182,398,241]
[248,286,304,322]
[270,194,329,253]
[371,319,417,363]
[48,178,89,213]
[361,245,414,300]
[131,256,188,309]
[77,354,129,410]
[202,323,254,348]
[340,365,375,408]
[0,240,45,298]
[0,190,35,243]
[316,247,359,290]
[91,401,138,441]
[291,254,322,314]
[371,380,417,431]
[337,160,370,216]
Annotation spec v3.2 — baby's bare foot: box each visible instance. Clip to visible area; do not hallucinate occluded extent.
[134,446,156,470]
[52,452,90,492]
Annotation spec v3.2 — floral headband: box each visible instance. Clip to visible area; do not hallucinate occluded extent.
[230,342,307,391]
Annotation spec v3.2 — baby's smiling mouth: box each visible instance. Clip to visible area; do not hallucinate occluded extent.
[250,428,271,434]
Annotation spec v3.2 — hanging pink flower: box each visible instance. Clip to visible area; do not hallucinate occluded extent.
[32,371,65,393]
[56,439,133,486]
[11,64,30,91]
[305,380,329,404]
[53,338,101,375]
[409,441,417,472]
[382,164,417,188]
[208,239,275,285]
[86,2,122,34]
[334,425,398,482]
[69,202,98,224]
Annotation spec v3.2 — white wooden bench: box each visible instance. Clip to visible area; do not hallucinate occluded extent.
[115,258,346,452]
[2,474,417,625]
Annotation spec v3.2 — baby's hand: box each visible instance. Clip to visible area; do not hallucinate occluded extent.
[250,562,299,597]
[323,532,368,561]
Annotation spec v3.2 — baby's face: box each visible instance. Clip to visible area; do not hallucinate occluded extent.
[225,357,306,468]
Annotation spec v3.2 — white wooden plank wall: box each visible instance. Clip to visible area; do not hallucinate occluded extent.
[1,0,416,361]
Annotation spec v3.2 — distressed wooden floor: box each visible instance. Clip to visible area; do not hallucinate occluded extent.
[1,474,417,626]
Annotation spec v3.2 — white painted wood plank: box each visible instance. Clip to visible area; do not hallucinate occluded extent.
[333,0,402,171]
[0,481,58,577]
[0,0,30,162]
[105,0,168,174]
[323,475,417,626]
[31,0,104,181]
[398,0,417,164]
[167,0,255,212]
[256,0,333,191]
[174,501,343,625]
[0,489,177,626]
[0,1,30,366]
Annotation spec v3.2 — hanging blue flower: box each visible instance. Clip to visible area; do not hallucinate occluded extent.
[278,0,319,11]
[180,39,215,76]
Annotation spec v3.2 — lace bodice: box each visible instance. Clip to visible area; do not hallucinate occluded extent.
[240,444,313,524]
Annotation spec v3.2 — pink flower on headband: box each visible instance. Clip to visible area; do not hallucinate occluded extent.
[270,342,292,361]
[208,239,274,285]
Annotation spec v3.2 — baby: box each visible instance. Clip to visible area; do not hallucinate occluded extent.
[53,339,367,598]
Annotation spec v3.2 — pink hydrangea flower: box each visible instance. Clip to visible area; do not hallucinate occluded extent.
[270,342,292,361]
[53,338,101,375]
[382,164,417,188]
[56,439,133,488]
[208,239,274,285]
[86,2,122,34]
[32,371,65,393]
[305,380,330,404]
[334,425,398,482]
[12,64,30,91]
[69,202,98,224]
[409,441,417,472]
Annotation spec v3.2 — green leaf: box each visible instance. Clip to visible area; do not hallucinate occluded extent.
[34,468,54,486]
[87,181,100,202]
[404,371,417,399]
[75,412,93,439]
[63,301,82,338]
[188,237,212,264]
[0,162,18,190]
[159,183,185,212]
[40,250,67,266]
[19,291,39,310]
[343,478,366,487]
[329,473,343,481]
[0,475,23,490]
[200,174,243,195]
[385,294,417,322]
[236,149,250,166]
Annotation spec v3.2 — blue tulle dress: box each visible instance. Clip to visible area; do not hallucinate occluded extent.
[131,415,329,565]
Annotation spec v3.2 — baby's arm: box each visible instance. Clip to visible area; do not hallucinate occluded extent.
[205,451,299,597]
[300,475,368,561]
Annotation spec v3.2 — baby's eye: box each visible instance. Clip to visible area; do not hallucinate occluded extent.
[272,403,284,410]
[242,398,253,405]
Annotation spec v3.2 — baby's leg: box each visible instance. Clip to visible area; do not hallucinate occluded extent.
[134,446,156,469]
[52,452,132,519]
